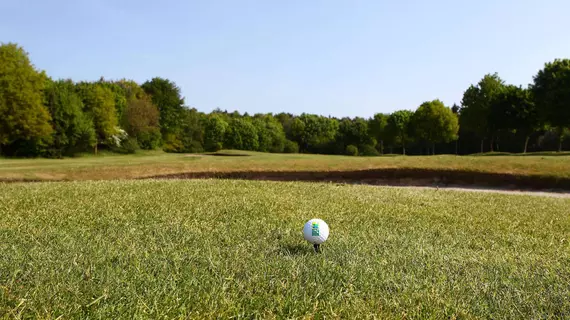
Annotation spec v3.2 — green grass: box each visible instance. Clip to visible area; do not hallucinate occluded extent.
[1,180,569,319]
[472,151,570,157]
[1,150,570,182]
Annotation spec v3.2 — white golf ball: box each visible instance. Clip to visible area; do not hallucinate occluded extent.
[303,219,329,244]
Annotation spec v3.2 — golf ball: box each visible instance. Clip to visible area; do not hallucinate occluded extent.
[303,219,329,244]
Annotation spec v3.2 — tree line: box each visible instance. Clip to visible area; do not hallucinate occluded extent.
[1,42,569,158]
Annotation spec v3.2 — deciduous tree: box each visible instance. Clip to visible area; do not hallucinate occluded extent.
[202,114,228,151]
[532,59,570,151]
[142,77,185,137]
[224,118,259,151]
[386,110,413,155]
[0,43,53,155]
[293,114,339,153]
[460,73,505,152]
[253,115,286,153]
[123,95,161,150]
[411,100,459,155]
[76,83,118,151]
[493,86,539,153]
[368,113,389,154]
[44,79,95,156]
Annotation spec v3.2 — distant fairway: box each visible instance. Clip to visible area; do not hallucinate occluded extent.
[1,151,570,191]
[1,180,569,319]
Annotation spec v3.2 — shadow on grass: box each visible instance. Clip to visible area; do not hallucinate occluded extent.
[5,167,570,192]
[144,168,570,191]
[278,243,312,256]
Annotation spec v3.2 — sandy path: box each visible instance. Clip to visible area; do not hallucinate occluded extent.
[378,184,570,198]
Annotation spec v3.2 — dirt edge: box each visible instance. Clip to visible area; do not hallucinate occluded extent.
[144,168,570,193]
[2,168,570,194]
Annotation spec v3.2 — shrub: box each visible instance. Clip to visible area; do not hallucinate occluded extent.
[162,134,184,153]
[137,129,162,150]
[224,118,259,151]
[283,140,299,153]
[183,140,204,153]
[113,137,139,154]
[359,144,379,156]
[345,145,358,156]
[269,138,285,153]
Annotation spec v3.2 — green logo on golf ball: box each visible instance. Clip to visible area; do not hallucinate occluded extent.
[311,222,319,236]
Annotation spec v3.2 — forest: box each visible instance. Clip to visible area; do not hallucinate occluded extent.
[1,42,569,158]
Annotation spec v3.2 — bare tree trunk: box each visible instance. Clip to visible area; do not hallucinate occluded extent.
[523,136,530,154]
[94,139,98,155]
[432,143,435,155]
[380,140,384,155]
[557,128,564,152]
[496,136,500,152]
[480,139,484,153]
[455,139,458,155]
[490,136,494,152]
[402,145,406,155]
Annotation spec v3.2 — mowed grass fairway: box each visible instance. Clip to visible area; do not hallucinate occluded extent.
[1,180,569,319]
[1,151,570,181]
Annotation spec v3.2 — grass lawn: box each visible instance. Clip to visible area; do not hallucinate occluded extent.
[1,180,569,318]
[1,150,570,182]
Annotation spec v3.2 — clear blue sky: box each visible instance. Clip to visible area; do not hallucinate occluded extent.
[2,0,570,118]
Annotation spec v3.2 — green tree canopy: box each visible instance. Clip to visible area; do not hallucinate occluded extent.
[141,77,185,137]
[337,117,373,153]
[532,59,570,151]
[76,82,118,145]
[451,104,460,114]
[202,114,228,151]
[44,79,95,156]
[177,108,204,153]
[253,115,286,153]
[0,43,53,155]
[289,117,306,147]
[98,79,128,121]
[493,85,539,153]
[292,114,339,153]
[123,94,161,150]
[386,110,413,155]
[4,42,570,157]
[460,73,505,152]
[224,118,259,151]
[275,112,294,140]
[411,99,459,154]
[116,79,147,102]
[368,113,389,153]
